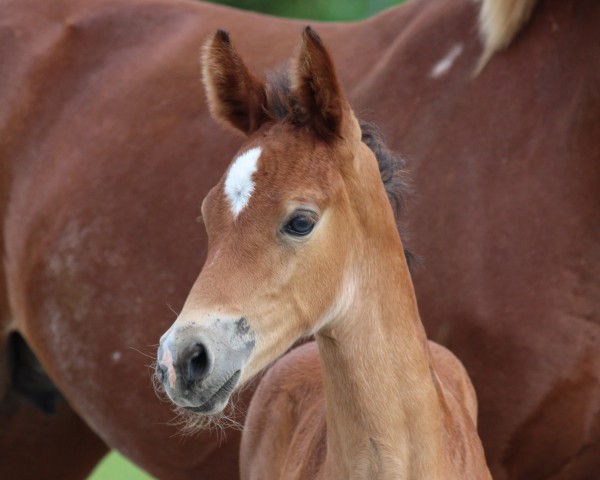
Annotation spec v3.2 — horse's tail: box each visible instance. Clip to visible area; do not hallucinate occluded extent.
[475,0,539,74]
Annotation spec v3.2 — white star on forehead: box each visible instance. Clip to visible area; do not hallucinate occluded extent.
[224,146,262,218]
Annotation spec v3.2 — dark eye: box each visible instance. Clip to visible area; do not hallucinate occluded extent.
[284,212,317,236]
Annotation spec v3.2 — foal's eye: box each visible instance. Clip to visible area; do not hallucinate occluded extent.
[284,212,318,237]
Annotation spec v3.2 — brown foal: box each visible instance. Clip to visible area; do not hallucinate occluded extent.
[156,28,492,479]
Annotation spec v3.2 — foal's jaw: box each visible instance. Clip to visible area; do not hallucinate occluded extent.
[156,314,255,414]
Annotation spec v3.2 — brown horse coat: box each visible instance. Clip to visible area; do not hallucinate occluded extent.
[0,0,598,478]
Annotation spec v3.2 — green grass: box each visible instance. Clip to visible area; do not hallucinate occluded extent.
[204,0,404,21]
[88,452,155,480]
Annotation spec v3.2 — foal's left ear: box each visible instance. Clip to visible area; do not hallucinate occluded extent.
[293,27,354,140]
[201,30,268,135]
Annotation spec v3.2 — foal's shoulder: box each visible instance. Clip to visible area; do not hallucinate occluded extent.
[241,342,327,480]
[429,342,492,478]
[429,340,478,424]
[269,341,323,396]
[251,341,324,407]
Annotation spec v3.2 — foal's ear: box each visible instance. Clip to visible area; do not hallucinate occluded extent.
[201,30,267,135]
[293,27,352,139]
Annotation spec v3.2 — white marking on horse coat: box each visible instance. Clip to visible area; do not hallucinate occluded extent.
[224,147,262,218]
[430,44,464,78]
[111,351,122,362]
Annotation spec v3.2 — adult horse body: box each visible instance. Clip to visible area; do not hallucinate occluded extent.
[0,0,598,479]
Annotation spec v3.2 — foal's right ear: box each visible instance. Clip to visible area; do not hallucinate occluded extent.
[201,30,267,135]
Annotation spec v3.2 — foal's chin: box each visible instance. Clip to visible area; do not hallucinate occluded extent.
[180,370,242,416]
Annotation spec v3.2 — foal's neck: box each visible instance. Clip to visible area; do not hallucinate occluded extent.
[316,223,445,478]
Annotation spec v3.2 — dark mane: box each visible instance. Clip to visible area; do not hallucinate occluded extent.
[264,68,415,268]
[359,121,415,268]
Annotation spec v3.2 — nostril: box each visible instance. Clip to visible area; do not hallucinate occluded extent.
[187,343,210,383]
[156,363,167,384]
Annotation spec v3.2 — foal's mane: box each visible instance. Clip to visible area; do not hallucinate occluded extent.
[263,67,415,267]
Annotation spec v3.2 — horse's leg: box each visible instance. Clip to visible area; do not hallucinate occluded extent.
[0,330,108,479]
[0,391,108,479]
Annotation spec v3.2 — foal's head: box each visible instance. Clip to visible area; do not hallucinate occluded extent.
[156,28,406,415]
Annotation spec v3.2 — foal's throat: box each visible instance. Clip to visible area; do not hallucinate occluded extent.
[315,257,445,479]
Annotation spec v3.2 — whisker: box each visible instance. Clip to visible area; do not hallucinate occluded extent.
[128,346,156,360]
[166,303,180,317]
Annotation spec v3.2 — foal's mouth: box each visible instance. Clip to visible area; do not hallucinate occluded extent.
[184,370,241,414]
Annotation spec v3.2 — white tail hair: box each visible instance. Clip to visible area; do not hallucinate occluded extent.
[476,0,539,73]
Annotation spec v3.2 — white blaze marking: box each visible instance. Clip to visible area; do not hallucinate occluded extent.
[430,44,464,78]
[224,147,262,218]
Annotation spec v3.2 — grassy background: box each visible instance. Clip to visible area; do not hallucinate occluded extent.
[88,0,403,478]
[204,0,403,21]
[89,452,155,480]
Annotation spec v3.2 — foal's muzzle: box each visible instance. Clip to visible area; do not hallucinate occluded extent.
[156,317,255,414]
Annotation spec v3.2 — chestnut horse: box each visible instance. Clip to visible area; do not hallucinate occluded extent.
[156,27,492,479]
[0,0,598,479]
